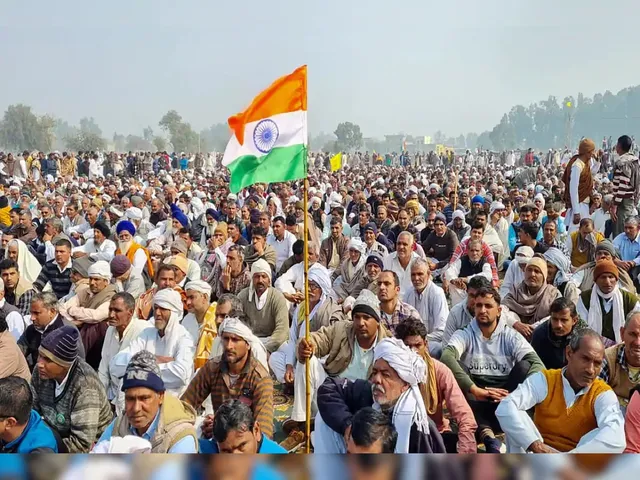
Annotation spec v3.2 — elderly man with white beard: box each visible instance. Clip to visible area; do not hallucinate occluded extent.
[313,337,446,453]
[110,289,195,398]
[403,258,448,358]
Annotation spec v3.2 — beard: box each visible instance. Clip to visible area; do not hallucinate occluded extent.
[119,240,133,254]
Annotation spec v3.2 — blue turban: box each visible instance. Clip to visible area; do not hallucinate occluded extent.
[205,208,220,221]
[170,203,189,228]
[116,220,136,236]
[471,195,485,205]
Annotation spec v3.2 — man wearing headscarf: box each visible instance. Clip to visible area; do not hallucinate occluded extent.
[577,260,640,347]
[562,138,601,234]
[70,221,116,263]
[59,261,119,370]
[182,280,218,371]
[182,316,274,442]
[238,259,289,352]
[566,218,605,268]
[110,289,195,398]
[573,240,637,294]
[543,247,580,305]
[332,238,368,301]
[314,337,446,453]
[269,267,344,451]
[448,210,470,242]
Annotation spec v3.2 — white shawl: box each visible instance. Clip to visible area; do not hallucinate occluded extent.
[585,285,624,342]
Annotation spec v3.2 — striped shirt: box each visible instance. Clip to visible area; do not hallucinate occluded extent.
[181,355,274,439]
[32,260,73,300]
[612,153,640,205]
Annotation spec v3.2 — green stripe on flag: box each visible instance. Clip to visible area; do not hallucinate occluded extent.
[227,144,307,193]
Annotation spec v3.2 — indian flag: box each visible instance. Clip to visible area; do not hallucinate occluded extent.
[223,65,308,193]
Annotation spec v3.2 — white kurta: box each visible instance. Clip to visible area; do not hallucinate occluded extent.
[403,283,448,356]
[495,370,626,453]
[566,158,601,233]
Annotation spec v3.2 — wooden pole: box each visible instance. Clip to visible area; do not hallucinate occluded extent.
[303,177,311,453]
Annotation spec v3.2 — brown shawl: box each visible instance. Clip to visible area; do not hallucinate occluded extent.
[502,281,559,325]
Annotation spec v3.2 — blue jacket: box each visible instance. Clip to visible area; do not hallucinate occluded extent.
[0,410,58,453]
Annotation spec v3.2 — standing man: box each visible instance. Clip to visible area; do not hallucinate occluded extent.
[611,135,640,237]
[561,138,600,233]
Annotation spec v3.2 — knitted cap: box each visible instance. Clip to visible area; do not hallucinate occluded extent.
[111,255,132,277]
[594,259,619,281]
[121,350,165,393]
[351,289,381,323]
[39,325,79,367]
[366,254,384,270]
[171,238,188,255]
[93,221,111,238]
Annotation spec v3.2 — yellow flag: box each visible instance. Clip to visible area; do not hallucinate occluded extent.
[330,152,342,171]
[566,101,572,108]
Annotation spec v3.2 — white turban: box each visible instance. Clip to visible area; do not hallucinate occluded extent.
[373,337,429,453]
[125,207,143,221]
[489,201,505,215]
[249,259,272,302]
[215,317,269,370]
[88,261,112,280]
[308,264,334,300]
[184,280,212,296]
[347,238,366,255]
[153,288,183,314]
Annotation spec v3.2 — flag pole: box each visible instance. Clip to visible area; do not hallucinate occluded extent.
[303,176,312,453]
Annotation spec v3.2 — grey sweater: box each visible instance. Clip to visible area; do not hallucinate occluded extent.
[31,358,113,453]
[238,287,289,353]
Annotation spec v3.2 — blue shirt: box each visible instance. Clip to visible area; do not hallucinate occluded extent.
[613,232,640,265]
[198,434,287,454]
[97,412,197,453]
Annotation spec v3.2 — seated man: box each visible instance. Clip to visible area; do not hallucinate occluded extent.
[200,399,286,454]
[183,280,218,371]
[396,319,477,453]
[136,264,182,320]
[513,221,548,257]
[346,407,397,454]
[243,226,277,271]
[362,222,390,257]
[577,259,640,347]
[212,245,251,300]
[32,238,73,300]
[95,350,197,453]
[269,267,343,451]
[114,220,155,280]
[0,258,34,317]
[71,221,116,263]
[31,325,113,453]
[440,286,545,453]
[444,239,493,306]
[449,222,499,287]
[612,215,640,286]
[382,231,420,297]
[376,270,422,335]
[502,258,561,341]
[0,277,25,341]
[531,297,586,370]
[110,255,146,299]
[422,214,459,275]
[181,316,273,441]
[566,218,604,268]
[238,259,288,353]
[0,376,58,453]
[18,292,85,370]
[59,261,118,370]
[111,289,195,398]
[599,310,640,409]
[499,246,533,298]
[168,241,200,283]
[496,329,625,453]
[403,259,448,358]
[98,293,151,414]
[573,240,637,294]
[332,238,368,302]
[0,313,30,381]
[314,337,446,453]
[319,218,349,272]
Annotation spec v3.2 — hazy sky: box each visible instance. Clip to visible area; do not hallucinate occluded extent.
[2,1,639,140]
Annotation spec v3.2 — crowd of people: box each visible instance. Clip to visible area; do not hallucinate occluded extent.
[0,134,640,458]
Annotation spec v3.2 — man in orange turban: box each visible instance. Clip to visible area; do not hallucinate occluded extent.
[561,138,600,234]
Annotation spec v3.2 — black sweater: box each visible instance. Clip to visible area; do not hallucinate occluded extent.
[317,377,446,453]
[530,320,569,370]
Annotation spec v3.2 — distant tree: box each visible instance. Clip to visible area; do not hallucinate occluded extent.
[113,133,126,152]
[433,130,446,144]
[125,135,151,152]
[334,122,363,152]
[158,110,199,153]
[455,134,466,148]
[143,126,154,142]
[465,132,479,149]
[476,131,493,150]
[153,136,167,152]
[79,117,102,136]
[0,104,46,151]
[64,131,106,151]
[200,123,231,152]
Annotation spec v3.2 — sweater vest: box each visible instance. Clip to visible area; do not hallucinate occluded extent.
[604,343,640,405]
[0,302,20,327]
[459,257,486,278]
[580,289,639,342]
[533,369,611,452]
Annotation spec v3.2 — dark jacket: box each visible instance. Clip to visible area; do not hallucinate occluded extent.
[0,410,58,453]
[17,315,86,370]
[531,320,569,370]
[317,377,446,453]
